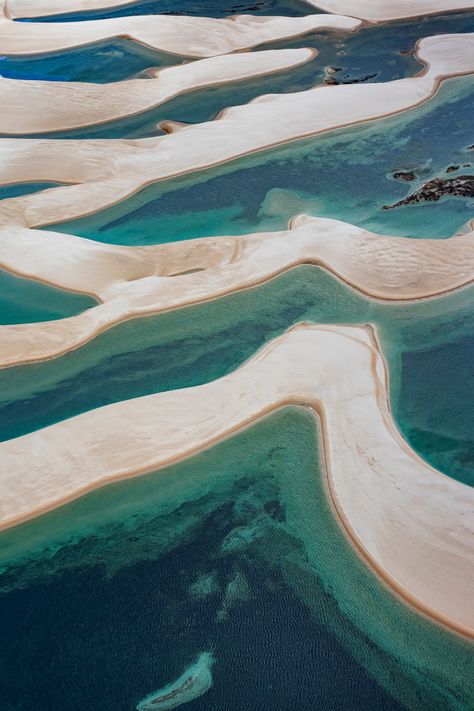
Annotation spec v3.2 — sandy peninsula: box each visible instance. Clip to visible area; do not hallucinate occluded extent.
[0,8,361,57]
[0,33,473,229]
[0,48,315,134]
[0,323,472,637]
[302,0,474,22]
[0,215,473,367]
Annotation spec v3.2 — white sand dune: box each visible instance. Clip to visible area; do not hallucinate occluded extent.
[0,33,472,229]
[1,324,472,636]
[0,9,361,57]
[303,0,474,22]
[0,215,473,367]
[6,0,139,18]
[7,0,474,23]
[0,48,315,134]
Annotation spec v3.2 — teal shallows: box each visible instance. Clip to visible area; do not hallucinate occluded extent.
[0,182,66,200]
[0,267,473,485]
[0,269,97,325]
[0,408,471,710]
[0,40,181,83]
[52,75,474,243]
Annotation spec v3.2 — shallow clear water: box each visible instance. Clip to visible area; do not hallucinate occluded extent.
[0,408,472,711]
[0,269,96,324]
[1,267,472,485]
[0,181,66,199]
[53,75,474,243]
[0,39,179,83]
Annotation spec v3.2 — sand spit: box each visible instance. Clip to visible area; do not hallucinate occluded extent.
[0,49,315,135]
[0,33,473,229]
[0,215,473,367]
[0,11,361,57]
[303,0,474,22]
[1,324,473,636]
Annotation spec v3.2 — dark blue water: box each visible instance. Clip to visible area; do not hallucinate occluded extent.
[0,40,179,83]
[8,12,474,137]
[0,268,96,324]
[16,0,312,21]
[0,408,422,711]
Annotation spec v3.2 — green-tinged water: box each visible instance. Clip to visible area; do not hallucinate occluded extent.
[0,408,471,710]
[0,268,96,324]
[53,75,474,243]
[1,267,473,485]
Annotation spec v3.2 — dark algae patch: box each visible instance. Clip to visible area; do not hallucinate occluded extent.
[384,174,474,209]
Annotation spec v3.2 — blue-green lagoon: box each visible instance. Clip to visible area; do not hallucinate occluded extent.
[52,75,474,243]
[0,408,472,710]
[0,267,473,486]
[0,268,96,324]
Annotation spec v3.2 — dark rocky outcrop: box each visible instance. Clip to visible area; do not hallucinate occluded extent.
[383,175,474,210]
[392,171,416,182]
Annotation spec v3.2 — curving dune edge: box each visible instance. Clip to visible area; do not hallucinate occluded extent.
[1,323,473,637]
[0,215,473,367]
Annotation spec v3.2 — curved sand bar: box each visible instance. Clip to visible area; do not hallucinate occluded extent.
[0,215,473,367]
[0,49,314,135]
[0,33,473,229]
[303,0,474,22]
[1,324,473,636]
[0,11,361,57]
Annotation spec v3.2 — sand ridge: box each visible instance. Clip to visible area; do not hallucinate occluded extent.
[0,48,315,134]
[0,323,472,637]
[0,215,473,368]
[302,0,474,22]
[0,9,361,57]
[0,33,473,229]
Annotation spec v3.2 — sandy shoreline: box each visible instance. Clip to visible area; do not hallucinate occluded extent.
[0,215,473,367]
[0,48,315,134]
[0,10,361,57]
[303,0,474,22]
[1,323,472,637]
[0,33,473,229]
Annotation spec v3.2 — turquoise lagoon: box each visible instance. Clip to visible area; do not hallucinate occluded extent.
[0,268,96,324]
[1,5,473,710]
[52,74,474,242]
[1,267,473,486]
[0,408,472,710]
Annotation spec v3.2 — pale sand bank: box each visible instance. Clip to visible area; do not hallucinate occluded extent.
[0,216,473,367]
[7,0,138,18]
[0,49,314,134]
[0,33,472,229]
[303,0,474,22]
[0,11,361,57]
[1,324,472,636]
